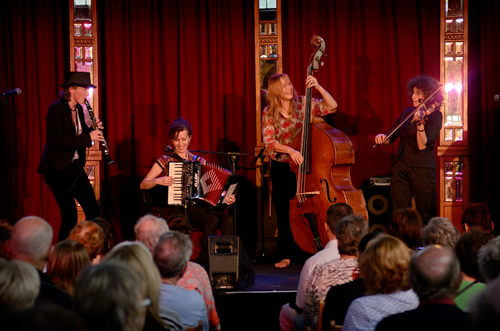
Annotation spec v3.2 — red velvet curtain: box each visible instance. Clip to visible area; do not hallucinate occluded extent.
[468,1,500,228]
[281,0,441,188]
[0,0,69,234]
[97,0,256,240]
[2,0,499,240]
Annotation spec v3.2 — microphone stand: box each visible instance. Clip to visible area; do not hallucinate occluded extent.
[189,149,249,235]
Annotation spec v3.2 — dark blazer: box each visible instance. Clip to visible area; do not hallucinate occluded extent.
[37,98,93,174]
[375,302,472,331]
[387,107,442,168]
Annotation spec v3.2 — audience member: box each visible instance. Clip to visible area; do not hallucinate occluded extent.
[46,239,91,294]
[280,203,353,331]
[167,214,220,330]
[135,214,169,252]
[421,217,460,251]
[0,220,12,259]
[105,241,183,331]
[376,245,472,331]
[0,259,40,318]
[3,305,87,331]
[387,208,423,253]
[7,216,72,308]
[343,235,418,331]
[477,235,500,283]
[469,277,500,330]
[68,220,105,263]
[461,202,493,233]
[303,214,368,331]
[74,260,148,331]
[89,217,116,255]
[322,232,383,329]
[454,229,493,311]
[153,231,209,331]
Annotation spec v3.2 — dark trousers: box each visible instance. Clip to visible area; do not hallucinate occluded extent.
[173,204,235,248]
[390,158,437,224]
[44,161,100,241]
[270,160,303,262]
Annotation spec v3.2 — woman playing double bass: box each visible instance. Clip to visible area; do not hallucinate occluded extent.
[374,74,444,224]
[262,73,338,268]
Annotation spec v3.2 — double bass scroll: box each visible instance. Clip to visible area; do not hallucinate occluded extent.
[288,36,368,254]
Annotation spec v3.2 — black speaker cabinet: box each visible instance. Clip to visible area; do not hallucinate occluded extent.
[362,186,392,233]
[208,236,255,291]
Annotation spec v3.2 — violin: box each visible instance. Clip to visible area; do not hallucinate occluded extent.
[374,85,442,147]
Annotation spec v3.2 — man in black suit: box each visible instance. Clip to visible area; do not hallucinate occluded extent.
[37,72,104,241]
[376,245,472,331]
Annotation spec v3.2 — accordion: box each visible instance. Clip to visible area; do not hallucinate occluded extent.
[144,161,236,207]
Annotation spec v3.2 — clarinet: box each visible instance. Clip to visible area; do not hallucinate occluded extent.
[84,99,115,165]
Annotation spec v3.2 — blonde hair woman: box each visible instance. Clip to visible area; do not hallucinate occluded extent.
[343,235,419,331]
[262,73,337,268]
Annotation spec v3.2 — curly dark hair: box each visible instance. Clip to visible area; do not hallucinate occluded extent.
[168,117,192,141]
[455,228,493,280]
[406,74,444,108]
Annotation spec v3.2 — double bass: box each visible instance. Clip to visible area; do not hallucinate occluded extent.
[289,36,368,254]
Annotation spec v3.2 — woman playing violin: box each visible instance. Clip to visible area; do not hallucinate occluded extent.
[262,73,338,268]
[140,117,235,251]
[374,74,444,224]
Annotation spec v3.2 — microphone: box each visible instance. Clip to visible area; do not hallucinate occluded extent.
[494,95,500,102]
[1,88,22,97]
[418,98,423,103]
[164,145,174,153]
[250,147,265,167]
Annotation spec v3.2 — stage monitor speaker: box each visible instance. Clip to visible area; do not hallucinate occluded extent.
[362,186,392,233]
[208,236,255,291]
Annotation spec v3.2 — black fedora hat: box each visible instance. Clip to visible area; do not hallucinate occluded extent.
[60,71,97,89]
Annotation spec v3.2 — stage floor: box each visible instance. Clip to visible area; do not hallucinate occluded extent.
[214,261,303,330]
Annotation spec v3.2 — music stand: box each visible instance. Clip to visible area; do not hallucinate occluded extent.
[190,149,249,234]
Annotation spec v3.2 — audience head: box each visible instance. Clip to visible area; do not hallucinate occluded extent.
[358,231,384,256]
[134,214,169,253]
[105,241,164,327]
[8,216,53,270]
[73,260,148,331]
[478,235,500,283]
[470,277,500,330]
[46,239,91,294]
[68,220,105,262]
[409,245,461,301]
[89,217,116,255]
[455,229,493,281]
[167,214,193,237]
[421,217,460,251]
[462,202,493,233]
[0,259,40,314]
[359,234,412,295]
[0,220,12,259]
[3,305,87,331]
[388,208,423,250]
[335,215,368,256]
[153,231,192,281]
[326,203,354,235]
